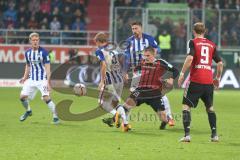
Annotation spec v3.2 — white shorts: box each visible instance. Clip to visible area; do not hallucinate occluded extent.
[99,82,124,105]
[21,79,49,100]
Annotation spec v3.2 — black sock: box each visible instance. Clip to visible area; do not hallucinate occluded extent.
[182,110,191,136]
[207,111,217,136]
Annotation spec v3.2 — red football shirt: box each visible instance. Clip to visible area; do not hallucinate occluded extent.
[188,38,221,84]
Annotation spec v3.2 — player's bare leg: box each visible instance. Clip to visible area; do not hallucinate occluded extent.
[42,95,59,124]
[19,95,32,121]
[119,98,136,132]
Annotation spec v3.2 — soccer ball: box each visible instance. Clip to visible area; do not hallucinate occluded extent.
[73,83,87,96]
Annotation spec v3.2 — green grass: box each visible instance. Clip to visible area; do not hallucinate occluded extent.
[0,88,240,160]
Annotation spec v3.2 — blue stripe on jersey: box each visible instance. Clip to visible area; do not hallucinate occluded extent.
[110,71,117,83]
[33,51,39,81]
[106,72,112,84]
[39,62,44,80]
[114,70,122,83]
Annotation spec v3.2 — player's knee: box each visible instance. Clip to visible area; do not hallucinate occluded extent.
[43,96,51,103]
[182,105,190,111]
[206,106,214,113]
[20,96,27,101]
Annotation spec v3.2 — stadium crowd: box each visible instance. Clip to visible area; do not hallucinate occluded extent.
[0,0,240,48]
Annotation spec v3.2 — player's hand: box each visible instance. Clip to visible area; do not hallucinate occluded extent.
[213,78,220,90]
[124,74,129,83]
[165,78,174,86]
[19,77,27,84]
[178,73,184,87]
[98,81,105,91]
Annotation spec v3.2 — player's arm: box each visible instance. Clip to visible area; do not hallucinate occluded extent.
[213,48,223,89]
[20,64,30,84]
[160,59,179,86]
[96,50,106,90]
[178,40,194,87]
[99,61,106,90]
[20,52,30,84]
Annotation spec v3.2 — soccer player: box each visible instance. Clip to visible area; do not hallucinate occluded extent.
[125,21,175,126]
[118,46,179,132]
[19,32,59,124]
[178,22,223,142]
[94,32,125,128]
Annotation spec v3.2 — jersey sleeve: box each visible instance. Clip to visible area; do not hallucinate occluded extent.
[187,40,195,56]
[24,51,30,65]
[212,47,222,63]
[95,50,105,61]
[149,36,158,49]
[42,49,50,64]
[160,59,179,79]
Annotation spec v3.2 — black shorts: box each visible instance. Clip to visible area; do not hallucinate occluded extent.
[130,88,164,112]
[183,81,214,108]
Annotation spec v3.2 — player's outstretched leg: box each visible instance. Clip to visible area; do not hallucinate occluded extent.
[162,95,175,126]
[19,96,32,121]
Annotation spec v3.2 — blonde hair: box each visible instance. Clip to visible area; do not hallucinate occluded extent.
[193,22,206,34]
[94,32,108,43]
[29,32,39,40]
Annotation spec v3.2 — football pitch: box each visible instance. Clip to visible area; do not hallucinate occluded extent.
[0,88,239,160]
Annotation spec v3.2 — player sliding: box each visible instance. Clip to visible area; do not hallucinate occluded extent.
[19,32,59,124]
[125,21,175,126]
[117,46,179,132]
[178,22,223,142]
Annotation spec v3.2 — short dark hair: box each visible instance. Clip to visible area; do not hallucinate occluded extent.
[130,21,142,27]
[193,22,206,34]
[144,46,155,55]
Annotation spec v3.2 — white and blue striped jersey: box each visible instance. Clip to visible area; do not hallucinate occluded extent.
[95,46,123,85]
[125,33,159,68]
[25,47,50,81]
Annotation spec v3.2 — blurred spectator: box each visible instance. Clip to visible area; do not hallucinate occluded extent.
[3,1,17,23]
[40,0,51,14]
[71,17,85,30]
[27,15,38,29]
[158,29,171,61]
[28,0,40,15]
[62,6,73,28]
[50,16,61,31]
[209,26,218,45]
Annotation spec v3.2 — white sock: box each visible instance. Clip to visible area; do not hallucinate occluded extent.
[47,100,58,118]
[117,105,128,124]
[110,109,117,115]
[101,101,116,115]
[162,95,173,119]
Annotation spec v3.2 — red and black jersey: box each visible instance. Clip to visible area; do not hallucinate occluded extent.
[134,59,179,90]
[187,38,221,84]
